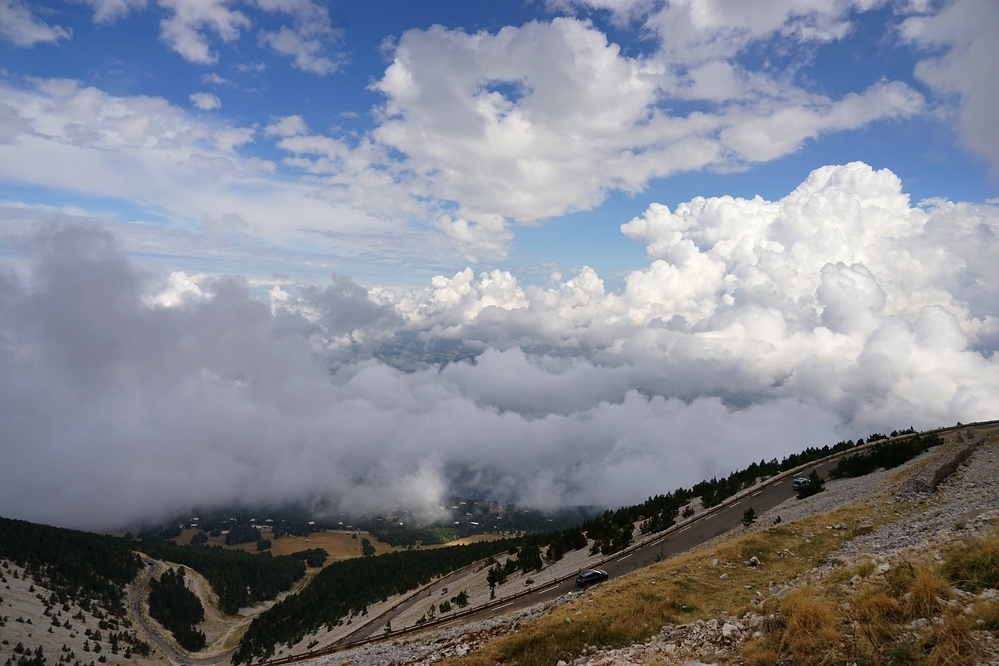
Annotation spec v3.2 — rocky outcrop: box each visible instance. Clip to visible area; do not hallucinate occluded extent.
[900,429,982,495]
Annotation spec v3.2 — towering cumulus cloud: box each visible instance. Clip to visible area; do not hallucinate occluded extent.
[1,163,997,530]
[393,163,999,422]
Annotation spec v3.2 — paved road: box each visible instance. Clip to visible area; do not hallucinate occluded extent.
[340,563,488,643]
[129,559,236,666]
[435,459,840,626]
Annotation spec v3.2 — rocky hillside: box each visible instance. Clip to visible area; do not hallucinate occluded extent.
[0,559,161,666]
[290,424,999,666]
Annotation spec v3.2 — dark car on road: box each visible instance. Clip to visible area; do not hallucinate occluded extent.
[576,569,609,586]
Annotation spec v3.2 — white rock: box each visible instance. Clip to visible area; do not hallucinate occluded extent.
[722,623,742,639]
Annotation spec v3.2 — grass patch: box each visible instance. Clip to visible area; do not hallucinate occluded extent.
[971,600,999,631]
[743,560,975,666]
[445,577,696,666]
[942,529,999,592]
[743,588,839,666]
[902,566,952,620]
[924,613,976,666]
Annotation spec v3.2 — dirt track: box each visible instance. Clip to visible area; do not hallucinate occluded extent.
[128,559,237,666]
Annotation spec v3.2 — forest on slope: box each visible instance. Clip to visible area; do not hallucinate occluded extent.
[0,517,142,617]
[138,542,306,615]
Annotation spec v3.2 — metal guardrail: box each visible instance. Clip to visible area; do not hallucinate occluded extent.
[248,418,999,665]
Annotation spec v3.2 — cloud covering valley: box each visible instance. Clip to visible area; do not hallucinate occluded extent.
[1,162,997,530]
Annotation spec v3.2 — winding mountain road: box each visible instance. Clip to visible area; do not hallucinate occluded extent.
[345,457,840,639]
[451,457,841,625]
[129,559,236,666]
[143,420,999,666]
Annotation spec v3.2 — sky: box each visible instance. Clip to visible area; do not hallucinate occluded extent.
[0,0,997,530]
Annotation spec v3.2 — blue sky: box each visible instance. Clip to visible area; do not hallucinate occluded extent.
[2,1,999,527]
[2,0,997,286]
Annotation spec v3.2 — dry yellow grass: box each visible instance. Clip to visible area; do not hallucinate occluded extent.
[972,599,999,631]
[171,529,501,565]
[428,534,507,548]
[743,588,839,666]
[924,614,976,666]
[906,567,952,620]
[942,528,999,592]
[171,529,401,564]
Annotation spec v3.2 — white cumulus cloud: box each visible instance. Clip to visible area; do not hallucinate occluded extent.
[272,13,921,258]
[190,91,222,110]
[265,114,309,137]
[0,78,406,265]
[0,222,841,529]
[384,162,999,427]
[255,0,345,75]
[79,0,148,24]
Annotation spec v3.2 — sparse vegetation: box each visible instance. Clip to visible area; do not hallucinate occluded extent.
[743,588,839,666]
[942,529,999,592]
[445,504,874,666]
[446,497,995,666]
[744,558,979,666]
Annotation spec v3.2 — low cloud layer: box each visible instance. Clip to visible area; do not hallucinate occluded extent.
[0,222,835,530]
[1,163,997,530]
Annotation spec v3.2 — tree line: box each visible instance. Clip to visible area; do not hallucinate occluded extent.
[829,432,942,478]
